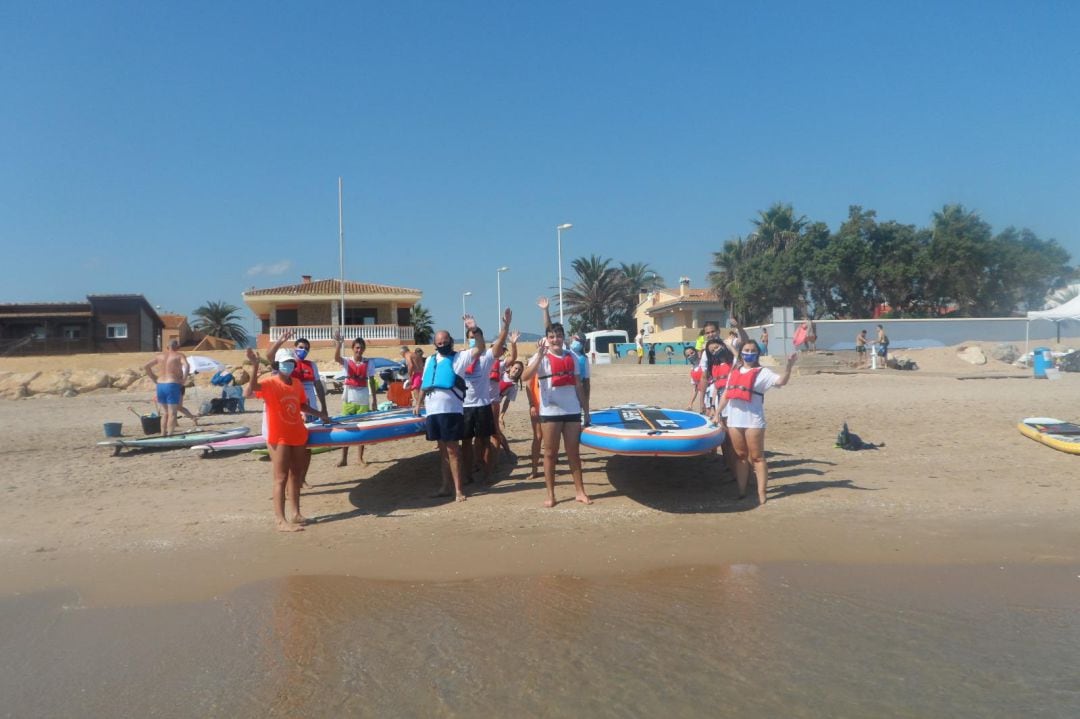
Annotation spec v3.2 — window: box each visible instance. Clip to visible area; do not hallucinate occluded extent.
[106,323,128,339]
[63,326,82,340]
[275,309,298,326]
[344,308,378,325]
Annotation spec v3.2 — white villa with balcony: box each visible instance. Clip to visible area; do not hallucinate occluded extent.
[243,275,422,349]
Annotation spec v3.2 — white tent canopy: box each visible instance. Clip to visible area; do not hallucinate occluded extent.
[1026,294,1080,350]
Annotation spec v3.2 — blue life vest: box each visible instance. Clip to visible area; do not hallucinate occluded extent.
[421,354,466,400]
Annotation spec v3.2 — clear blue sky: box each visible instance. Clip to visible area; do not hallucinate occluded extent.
[2,1,1077,336]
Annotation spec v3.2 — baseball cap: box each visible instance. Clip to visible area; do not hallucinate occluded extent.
[275,347,298,363]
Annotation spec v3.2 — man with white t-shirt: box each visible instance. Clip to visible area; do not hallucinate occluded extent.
[460,308,511,483]
[418,323,484,502]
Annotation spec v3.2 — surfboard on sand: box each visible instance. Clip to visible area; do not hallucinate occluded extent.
[1017,417,1080,455]
[98,427,251,455]
[580,404,725,457]
[191,434,267,457]
[305,407,426,448]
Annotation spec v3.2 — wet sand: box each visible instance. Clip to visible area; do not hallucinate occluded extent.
[1,350,1079,605]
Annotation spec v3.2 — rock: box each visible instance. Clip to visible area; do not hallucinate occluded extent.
[990,343,1020,364]
[26,371,73,396]
[111,369,141,389]
[0,371,39,399]
[126,376,156,393]
[61,389,78,398]
[68,369,112,393]
[957,346,987,365]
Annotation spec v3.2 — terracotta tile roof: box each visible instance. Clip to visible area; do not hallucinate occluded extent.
[244,278,422,297]
[657,287,718,300]
[647,291,724,314]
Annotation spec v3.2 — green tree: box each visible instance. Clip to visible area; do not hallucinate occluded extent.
[191,301,248,344]
[410,303,434,344]
[926,204,992,313]
[562,255,625,332]
[614,262,665,334]
[978,227,1071,315]
[708,237,746,315]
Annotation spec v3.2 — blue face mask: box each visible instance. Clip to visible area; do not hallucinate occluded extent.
[279,361,296,375]
[570,340,583,353]
[295,348,308,360]
[741,353,759,364]
[468,338,477,348]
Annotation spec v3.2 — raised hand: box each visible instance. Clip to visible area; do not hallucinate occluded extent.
[502,307,512,326]
[536,337,549,354]
[245,348,260,364]
[536,296,549,310]
[463,314,477,330]
[510,330,521,344]
[787,352,798,365]
[333,330,343,342]
[281,328,296,341]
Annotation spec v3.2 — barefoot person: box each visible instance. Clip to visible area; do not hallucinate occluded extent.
[460,309,511,483]
[855,329,869,368]
[489,330,520,459]
[244,347,330,532]
[401,344,424,408]
[333,332,379,467]
[143,340,190,436]
[417,327,483,501]
[715,341,797,506]
[522,319,592,508]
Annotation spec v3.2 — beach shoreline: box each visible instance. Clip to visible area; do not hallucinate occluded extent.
[2,348,1078,607]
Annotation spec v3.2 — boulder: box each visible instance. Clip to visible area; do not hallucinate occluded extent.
[26,371,74,396]
[0,371,39,399]
[126,376,157,393]
[69,369,112,393]
[990,343,1020,364]
[957,346,987,365]
[111,369,141,389]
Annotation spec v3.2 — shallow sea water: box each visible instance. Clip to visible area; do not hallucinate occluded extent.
[2,563,1079,718]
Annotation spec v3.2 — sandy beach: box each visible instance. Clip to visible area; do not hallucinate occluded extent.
[2,344,1078,606]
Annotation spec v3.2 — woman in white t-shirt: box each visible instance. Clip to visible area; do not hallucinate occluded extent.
[522,322,592,508]
[714,340,797,506]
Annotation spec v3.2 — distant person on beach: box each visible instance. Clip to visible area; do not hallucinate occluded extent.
[715,341,797,506]
[400,344,423,408]
[523,320,592,508]
[635,330,645,364]
[876,324,889,362]
[806,320,817,352]
[332,332,379,467]
[665,345,674,363]
[267,332,328,423]
[143,340,190,436]
[417,323,486,501]
[695,328,707,352]
[245,347,330,532]
[855,329,869,367]
[760,327,769,355]
[648,344,656,364]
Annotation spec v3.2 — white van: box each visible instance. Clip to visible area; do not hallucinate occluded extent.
[583,329,629,365]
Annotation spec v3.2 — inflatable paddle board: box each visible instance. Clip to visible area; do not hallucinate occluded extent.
[252,446,335,458]
[1017,417,1080,455]
[305,407,426,448]
[191,434,268,457]
[98,427,251,455]
[580,404,725,457]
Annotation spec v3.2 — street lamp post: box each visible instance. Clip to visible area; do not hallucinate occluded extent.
[556,223,573,326]
[461,291,472,341]
[496,266,509,327]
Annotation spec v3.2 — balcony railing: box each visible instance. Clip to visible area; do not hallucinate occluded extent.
[269,324,414,343]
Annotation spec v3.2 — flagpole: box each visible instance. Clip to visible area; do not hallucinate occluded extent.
[338,177,345,330]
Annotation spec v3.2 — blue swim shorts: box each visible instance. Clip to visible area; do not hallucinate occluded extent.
[156,382,182,405]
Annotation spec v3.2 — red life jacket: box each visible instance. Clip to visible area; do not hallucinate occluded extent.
[489,359,502,382]
[725,367,764,402]
[540,352,576,387]
[499,379,514,396]
[345,358,369,387]
[291,358,317,384]
[710,362,732,388]
[690,366,703,384]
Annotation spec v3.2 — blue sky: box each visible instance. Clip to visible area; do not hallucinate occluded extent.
[2,1,1077,336]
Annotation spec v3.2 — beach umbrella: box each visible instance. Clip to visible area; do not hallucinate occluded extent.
[187,355,226,374]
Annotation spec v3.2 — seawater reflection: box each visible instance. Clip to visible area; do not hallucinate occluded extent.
[2,564,1078,717]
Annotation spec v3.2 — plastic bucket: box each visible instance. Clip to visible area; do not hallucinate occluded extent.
[103,422,123,438]
[1032,347,1052,379]
[140,414,162,435]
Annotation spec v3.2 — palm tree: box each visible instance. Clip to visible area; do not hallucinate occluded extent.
[562,255,625,332]
[191,301,248,344]
[709,237,747,314]
[750,202,808,254]
[410,303,434,344]
[615,261,665,334]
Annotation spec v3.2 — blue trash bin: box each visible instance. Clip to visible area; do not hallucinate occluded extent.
[1032,347,1052,379]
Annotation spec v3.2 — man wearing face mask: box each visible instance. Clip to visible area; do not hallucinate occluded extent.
[460,309,512,483]
[267,333,328,423]
[418,321,486,501]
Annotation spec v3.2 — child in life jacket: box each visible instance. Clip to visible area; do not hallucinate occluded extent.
[489,331,520,458]
[333,332,379,467]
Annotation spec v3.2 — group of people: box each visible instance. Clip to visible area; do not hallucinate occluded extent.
[684,320,797,505]
[855,324,890,367]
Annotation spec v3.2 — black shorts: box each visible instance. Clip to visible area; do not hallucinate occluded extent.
[426,412,464,442]
[539,413,581,424]
[856,346,866,353]
[462,404,495,439]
